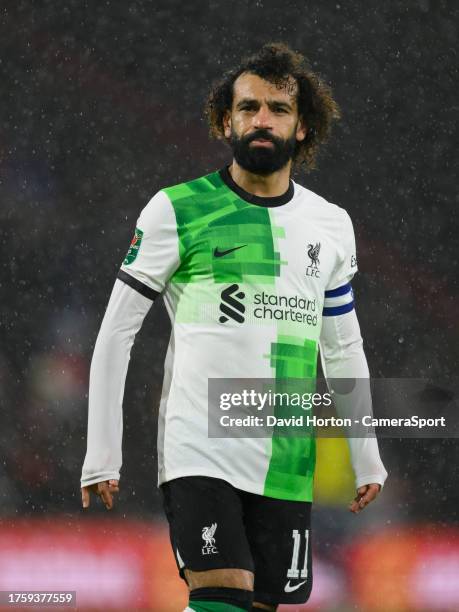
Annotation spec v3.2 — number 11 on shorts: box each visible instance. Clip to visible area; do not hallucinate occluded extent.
[287,529,309,579]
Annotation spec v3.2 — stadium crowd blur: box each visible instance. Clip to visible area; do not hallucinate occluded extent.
[1,0,457,548]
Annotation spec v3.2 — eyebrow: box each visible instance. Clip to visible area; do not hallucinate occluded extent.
[235,98,294,111]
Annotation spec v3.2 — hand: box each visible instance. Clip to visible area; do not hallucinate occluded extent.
[81,479,119,510]
[349,483,381,514]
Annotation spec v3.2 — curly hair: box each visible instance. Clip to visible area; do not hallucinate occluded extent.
[204,42,341,171]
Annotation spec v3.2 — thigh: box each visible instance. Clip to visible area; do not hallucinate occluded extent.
[242,492,313,606]
[161,476,255,582]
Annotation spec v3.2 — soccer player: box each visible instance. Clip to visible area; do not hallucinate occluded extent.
[81,43,388,612]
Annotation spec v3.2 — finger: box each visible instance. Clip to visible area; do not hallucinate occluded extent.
[358,484,380,508]
[349,486,368,514]
[349,498,362,513]
[98,483,113,510]
[349,484,380,513]
[108,480,120,493]
[81,487,90,509]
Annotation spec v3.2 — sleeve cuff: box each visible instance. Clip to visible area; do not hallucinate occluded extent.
[81,471,120,488]
[355,472,388,490]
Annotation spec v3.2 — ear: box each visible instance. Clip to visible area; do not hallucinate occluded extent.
[296,117,307,142]
[223,110,232,139]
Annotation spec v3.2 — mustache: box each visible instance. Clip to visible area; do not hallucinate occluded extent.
[245,130,278,144]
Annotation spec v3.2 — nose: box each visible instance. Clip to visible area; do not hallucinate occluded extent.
[253,105,272,129]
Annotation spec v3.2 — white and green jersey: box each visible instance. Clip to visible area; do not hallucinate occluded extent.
[113,166,358,502]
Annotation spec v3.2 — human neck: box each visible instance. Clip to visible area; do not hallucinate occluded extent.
[228,160,292,198]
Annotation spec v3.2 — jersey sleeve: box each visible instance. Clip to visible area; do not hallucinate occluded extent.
[326,210,358,291]
[319,309,388,489]
[81,279,153,488]
[323,210,358,318]
[118,190,180,296]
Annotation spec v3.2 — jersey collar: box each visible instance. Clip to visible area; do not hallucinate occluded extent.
[218,165,294,207]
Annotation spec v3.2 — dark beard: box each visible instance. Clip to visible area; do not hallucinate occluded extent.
[229,127,297,176]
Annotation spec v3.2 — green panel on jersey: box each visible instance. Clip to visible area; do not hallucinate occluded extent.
[263,336,317,502]
[163,171,285,284]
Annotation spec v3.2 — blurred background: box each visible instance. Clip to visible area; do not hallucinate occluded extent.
[1,0,458,610]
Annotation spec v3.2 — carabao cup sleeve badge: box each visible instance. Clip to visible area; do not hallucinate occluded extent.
[123,227,144,265]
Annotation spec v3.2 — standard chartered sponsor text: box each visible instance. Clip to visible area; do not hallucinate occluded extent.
[253,292,318,325]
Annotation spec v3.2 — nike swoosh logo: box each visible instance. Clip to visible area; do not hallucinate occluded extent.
[284,580,307,593]
[213,245,247,258]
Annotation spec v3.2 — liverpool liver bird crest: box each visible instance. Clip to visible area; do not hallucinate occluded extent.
[202,523,217,548]
[307,243,321,268]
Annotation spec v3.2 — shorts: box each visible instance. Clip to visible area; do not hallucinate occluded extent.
[160,476,313,606]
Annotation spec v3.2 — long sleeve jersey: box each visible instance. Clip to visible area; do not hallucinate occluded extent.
[81,166,387,501]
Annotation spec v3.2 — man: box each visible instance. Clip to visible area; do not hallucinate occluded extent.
[81,43,387,611]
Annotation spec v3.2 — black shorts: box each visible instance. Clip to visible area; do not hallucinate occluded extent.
[160,476,313,606]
